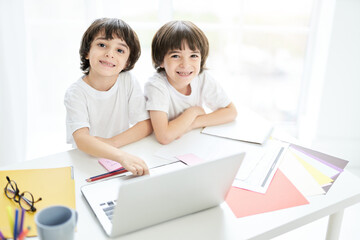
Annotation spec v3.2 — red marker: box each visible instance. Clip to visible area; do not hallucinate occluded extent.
[86,168,128,182]
[18,226,30,240]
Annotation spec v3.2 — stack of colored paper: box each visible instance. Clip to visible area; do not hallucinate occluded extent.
[281,144,348,195]
[226,144,349,218]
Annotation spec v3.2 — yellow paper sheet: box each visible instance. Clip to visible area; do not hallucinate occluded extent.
[291,152,333,185]
[279,150,325,197]
[0,167,75,238]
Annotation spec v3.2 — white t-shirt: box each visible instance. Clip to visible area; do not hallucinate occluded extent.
[64,71,149,147]
[144,71,231,121]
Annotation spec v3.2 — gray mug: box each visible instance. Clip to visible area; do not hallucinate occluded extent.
[35,205,78,240]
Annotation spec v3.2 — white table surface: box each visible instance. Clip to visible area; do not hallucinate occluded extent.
[2,132,360,240]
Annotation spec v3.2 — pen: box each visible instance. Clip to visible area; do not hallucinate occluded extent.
[0,230,5,240]
[261,147,284,187]
[6,206,14,234]
[14,208,18,240]
[89,167,126,179]
[18,226,30,240]
[86,168,128,182]
[85,163,175,183]
[19,208,25,237]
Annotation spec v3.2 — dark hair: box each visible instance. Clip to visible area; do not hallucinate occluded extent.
[151,20,209,73]
[79,18,141,75]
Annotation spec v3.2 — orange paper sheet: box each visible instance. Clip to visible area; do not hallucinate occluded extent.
[226,170,309,218]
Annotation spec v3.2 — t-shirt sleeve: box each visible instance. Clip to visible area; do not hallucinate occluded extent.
[127,75,150,125]
[144,78,170,115]
[64,87,90,145]
[202,72,232,111]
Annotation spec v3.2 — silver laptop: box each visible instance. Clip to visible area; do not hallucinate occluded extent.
[81,152,245,237]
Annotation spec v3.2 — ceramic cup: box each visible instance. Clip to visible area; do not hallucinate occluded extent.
[35,205,78,240]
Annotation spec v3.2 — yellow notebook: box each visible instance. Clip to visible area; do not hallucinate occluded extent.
[0,166,76,238]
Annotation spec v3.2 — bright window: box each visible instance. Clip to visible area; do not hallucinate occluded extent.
[24,0,315,159]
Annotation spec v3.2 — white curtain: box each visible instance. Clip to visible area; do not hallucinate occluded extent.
[0,0,27,166]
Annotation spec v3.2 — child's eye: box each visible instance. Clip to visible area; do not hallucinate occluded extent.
[117,49,124,53]
[97,43,106,48]
[170,54,180,58]
[191,54,200,58]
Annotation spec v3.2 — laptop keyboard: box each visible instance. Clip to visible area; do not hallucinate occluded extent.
[100,200,117,220]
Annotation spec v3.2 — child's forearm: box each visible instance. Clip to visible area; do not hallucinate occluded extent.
[191,103,237,129]
[73,128,149,175]
[151,107,204,144]
[109,119,153,148]
[167,110,199,138]
[74,129,126,161]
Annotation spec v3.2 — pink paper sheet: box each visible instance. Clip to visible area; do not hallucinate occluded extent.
[176,153,204,166]
[98,158,122,172]
[226,170,309,218]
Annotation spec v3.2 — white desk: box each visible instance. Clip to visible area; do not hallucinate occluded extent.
[2,132,360,240]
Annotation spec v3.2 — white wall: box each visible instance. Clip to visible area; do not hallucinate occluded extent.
[311,0,360,166]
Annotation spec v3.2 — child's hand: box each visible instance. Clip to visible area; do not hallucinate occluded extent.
[118,152,150,176]
[184,106,205,131]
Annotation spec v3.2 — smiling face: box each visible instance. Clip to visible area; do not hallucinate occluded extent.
[161,41,201,94]
[86,32,130,80]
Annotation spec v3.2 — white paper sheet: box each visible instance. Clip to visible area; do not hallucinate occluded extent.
[155,130,288,194]
[154,130,271,179]
[150,161,187,175]
[232,140,288,194]
[155,131,217,162]
[201,108,273,144]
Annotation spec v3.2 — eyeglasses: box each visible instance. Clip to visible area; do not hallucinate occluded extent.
[4,176,42,212]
